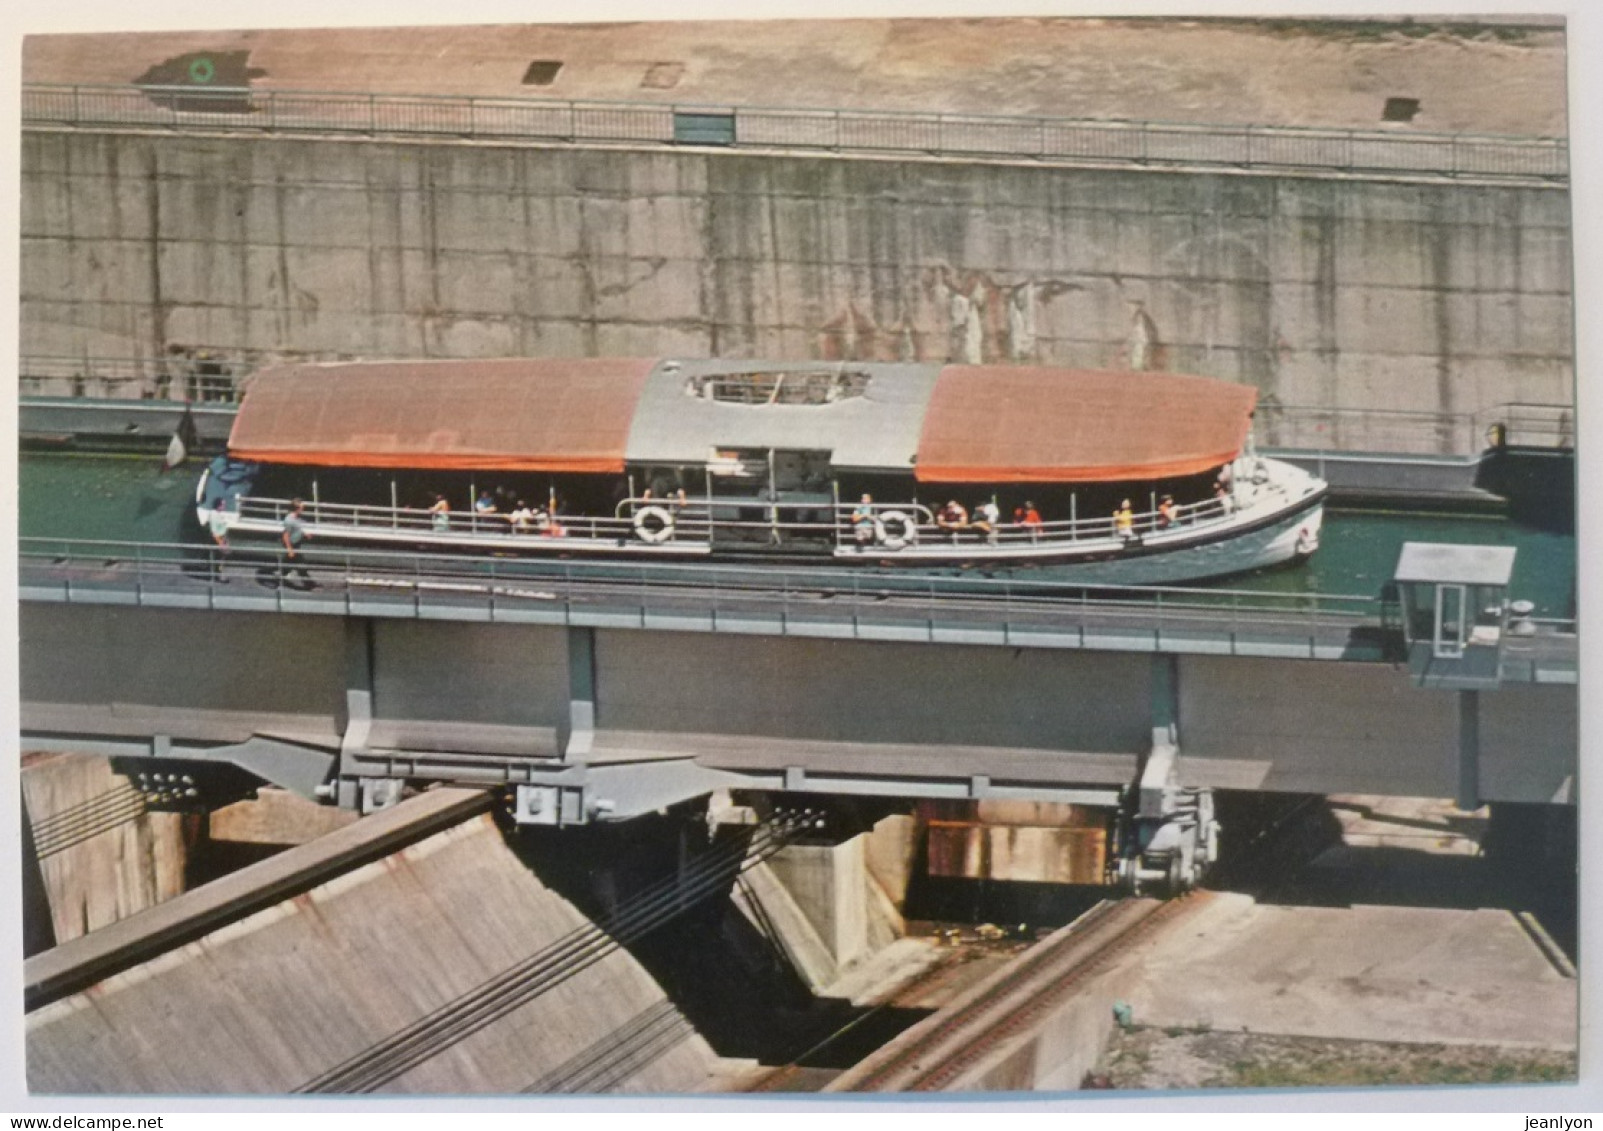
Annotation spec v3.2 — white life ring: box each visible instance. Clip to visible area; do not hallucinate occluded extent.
[874,509,917,550]
[633,505,675,544]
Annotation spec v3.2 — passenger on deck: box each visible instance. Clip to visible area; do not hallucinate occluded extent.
[1214,479,1233,514]
[509,500,535,534]
[208,499,231,582]
[973,499,1000,544]
[1114,499,1135,541]
[936,500,969,542]
[475,490,498,516]
[1158,495,1177,529]
[672,486,689,511]
[280,499,312,588]
[1015,501,1043,542]
[851,493,876,548]
[429,494,450,532]
[541,497,567,537]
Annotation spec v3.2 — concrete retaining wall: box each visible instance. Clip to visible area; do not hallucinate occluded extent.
[26,813,724,1093]
[1178,656,1576,803]
[21,752,187,945]
[21,132,1572,444]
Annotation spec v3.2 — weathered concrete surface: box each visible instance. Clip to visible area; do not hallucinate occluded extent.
[1116,798,1577,1053]
[735,831,902,991]
[25,787,492,1010]
[765,839,873,971]
[862,813,918,915]
[1121,894,1574,1051]
[1177,657,1577,804]
[20,132,1572,446]
[22,19,1567,135]
[21,752,187,945]
[26,812,724,1094]
[207,787,359,845]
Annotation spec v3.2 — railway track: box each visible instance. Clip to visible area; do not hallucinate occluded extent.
[742,945,999,1093]
[825,895,1210,1093]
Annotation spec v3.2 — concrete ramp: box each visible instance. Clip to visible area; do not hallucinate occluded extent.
[27,813,723,1094]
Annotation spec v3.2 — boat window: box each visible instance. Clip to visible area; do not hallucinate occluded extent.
[685,369,870,406]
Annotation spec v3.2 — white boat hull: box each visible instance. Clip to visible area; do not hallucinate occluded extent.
[204,456,1327,586]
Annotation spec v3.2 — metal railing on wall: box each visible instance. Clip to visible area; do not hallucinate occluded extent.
[1254,401,1575,457]
[19,352,1575,458]
[22,82,1569,185]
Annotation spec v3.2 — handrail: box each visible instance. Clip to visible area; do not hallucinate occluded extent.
[18,355,1576,457]
[17,534,1386,619]
[229,469,1287,554]
[22,81,1568,185]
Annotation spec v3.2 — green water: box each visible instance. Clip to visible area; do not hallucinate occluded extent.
[20,452,202,546]
[1236,507,1575,619]
[17,455,1577,619]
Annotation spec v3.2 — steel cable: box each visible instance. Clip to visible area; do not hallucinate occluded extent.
[309,819,795,1092]
[300,819,793,1093]
[298,813,809,1093]
[29,781,142,839]
[522,999,693,1094]
[33,791,152,859]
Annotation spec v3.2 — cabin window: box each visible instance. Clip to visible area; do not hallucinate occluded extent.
[684,369,870,406]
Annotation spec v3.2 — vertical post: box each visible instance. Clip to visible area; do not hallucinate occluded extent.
[768,449,779,544]
[1151,652,1179,752]
[336,618,375,811]
[1070,493,1077,539]
[311,477,320,522]
[563,626,597,759]
[1138,653,1181,820]
[1456,690,1480,813]
[390,479,399,529]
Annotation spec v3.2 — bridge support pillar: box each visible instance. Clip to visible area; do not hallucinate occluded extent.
[562,627,597,759]
[1117,654,1219,895]
[334,619,375,811]
[761,835,871,984]
[1457,690,1481,812]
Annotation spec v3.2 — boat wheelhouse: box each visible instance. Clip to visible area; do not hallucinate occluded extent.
[196,357,1326,584]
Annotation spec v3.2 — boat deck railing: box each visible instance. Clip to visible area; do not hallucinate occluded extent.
[234,495,695,547]
[228,470,1286,555]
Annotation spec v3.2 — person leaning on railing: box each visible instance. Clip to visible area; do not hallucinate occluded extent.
[429,494,451,532]
[851,494,876,549]
[1114,499,1135,541]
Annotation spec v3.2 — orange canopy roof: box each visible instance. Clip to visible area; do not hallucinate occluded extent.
[914,365,1257,483]
[228,358,657,472]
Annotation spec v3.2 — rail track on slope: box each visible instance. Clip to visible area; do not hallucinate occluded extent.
[825,894,1211,1093]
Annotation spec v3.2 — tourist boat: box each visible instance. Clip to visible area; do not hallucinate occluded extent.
[195,357,1326,584]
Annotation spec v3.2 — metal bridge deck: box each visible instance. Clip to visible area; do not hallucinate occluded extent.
[18,540,1576,682]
